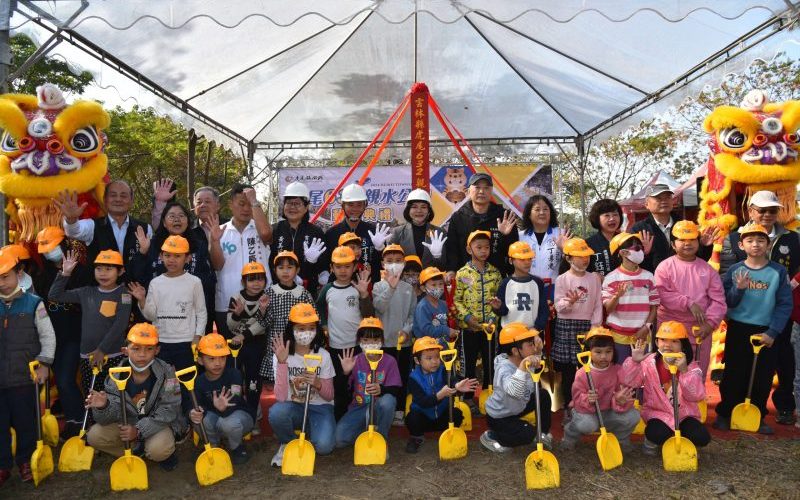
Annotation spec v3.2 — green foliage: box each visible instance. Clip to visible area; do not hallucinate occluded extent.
[9,35,93,95]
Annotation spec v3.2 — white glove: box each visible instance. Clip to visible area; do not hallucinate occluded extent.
[422,230,447,259]
[368,223,392,251]
[303,237,326,264]
[318,271,330,286]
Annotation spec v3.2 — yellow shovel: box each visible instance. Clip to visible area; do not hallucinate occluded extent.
[282,354,321,476]
[691,327,707,423]
[525,359,559,489]
[354,349,388,465]
[731,335,764,432]
[28,361,53,487]
[226,340,252,441]
[175,366,234,486]
[478,323,496,415]
[108,366,148,491]
[399,334,413,417]
[576,352,623,471]
[41,378,59,447]
[10,428,15,457]
[58,357,104,472]
[443,331,471,429]
[438,349,468,461]
[631,338,650,435]
[661,353,698,472]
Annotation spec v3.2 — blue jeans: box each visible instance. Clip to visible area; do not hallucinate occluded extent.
[0,385,37,468]
[53,336,83,423]
[335,395,397,448]
[268,401,335,455]
[201,409,253,450]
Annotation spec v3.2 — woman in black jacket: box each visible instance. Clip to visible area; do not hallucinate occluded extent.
[391,188,447,269]
[585,198,623,277]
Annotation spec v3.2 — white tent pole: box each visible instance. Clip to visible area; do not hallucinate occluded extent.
[576,135,587,235]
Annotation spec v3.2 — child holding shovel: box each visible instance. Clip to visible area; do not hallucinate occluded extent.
[85,323,183,471]
[0,252,55,485]
[189,333,253,464]
[621,321,709,455]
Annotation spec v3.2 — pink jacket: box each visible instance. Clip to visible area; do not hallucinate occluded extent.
[621,354,705,428]
[571,364,633,414]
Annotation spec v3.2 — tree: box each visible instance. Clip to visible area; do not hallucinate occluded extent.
[9,35,93,94]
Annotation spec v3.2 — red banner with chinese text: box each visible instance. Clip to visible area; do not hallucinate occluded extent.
[410,83,430,190]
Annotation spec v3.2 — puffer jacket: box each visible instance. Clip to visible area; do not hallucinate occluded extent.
[454,261,502,329]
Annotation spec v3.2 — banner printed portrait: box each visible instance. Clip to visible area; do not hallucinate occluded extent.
[278,164,552,231]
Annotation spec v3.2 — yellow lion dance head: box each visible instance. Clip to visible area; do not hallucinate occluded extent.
[0,83,109,242]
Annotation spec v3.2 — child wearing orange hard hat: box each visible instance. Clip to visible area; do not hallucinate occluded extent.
[85,323,183,471]
[189,333,253,465]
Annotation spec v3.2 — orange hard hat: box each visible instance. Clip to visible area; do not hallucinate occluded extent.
[656,321,688,340]
[288,303,319,324]
[127,323,159,345]
[94,250,123,266]
[609,232,642,255]
[1,244,30,261]
[161,235,190,254]
[413,336,443,354]
[738,222,769,239]
[273,250,299,266]
[672,220,700,240]
[508,241,535,259]
[241,261,267,276]
[419,266,444,285]
[36,227,65,254]
[338,232,362,246]
[467,230,491,247]
[358,317,384,331]
[404,255,422,269]
[382,244,405,257]
[499,322,539,345]
[562,238,594,257]
[331,245,356,264]
[584,326,614,343]
[198,333,231,356]
[0,253,17,275]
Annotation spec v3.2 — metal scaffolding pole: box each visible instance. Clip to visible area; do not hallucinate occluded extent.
[0,0,12,245]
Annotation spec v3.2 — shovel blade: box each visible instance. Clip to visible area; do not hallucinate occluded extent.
[196,446,233,486]
[354,427,387,465]
[42,413,59,448]
[525,449,560,490]
[58,437,94,472]
[454,399,472,431]
[595,431,623,471]
[632,400,645,435]
[662,436,697,472]
[698,400,708,423]
[110,451,148,491]
[438,425,468,461]
[31,441,53,487]
[731,401,760,432]
[478,388,492,415]
[282,436,316,476]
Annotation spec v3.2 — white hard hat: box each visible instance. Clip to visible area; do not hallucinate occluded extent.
[284,181,310,200]
[341,183,367,203]
[406,188,431,205]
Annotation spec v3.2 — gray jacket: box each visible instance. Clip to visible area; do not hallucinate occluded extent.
[485,353,536,419]
[372,279,416,348]
[391,222,446,270]
[92,358,182,439]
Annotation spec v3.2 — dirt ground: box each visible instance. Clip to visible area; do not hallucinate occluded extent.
[5,431,799,499]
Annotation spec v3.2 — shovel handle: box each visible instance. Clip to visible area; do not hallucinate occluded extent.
[303,354,322,373]
[692,326,702,344]
[28,360,40,382]
[365,349,384,371]
[482,323,496,340]
[440,349,457,371]
[89,354,108,376]
[662,353,683,375]
[749,334,764,354]
[29,361,43,441]
[576,334,586,350]
[576,351,592,373]
[175,365,198,391]
[663,353,682,432]
[108,366,132,391]
[396,332,406,351]
[582,360,606,429]
[227,339,242,358]
[525,359,546,383]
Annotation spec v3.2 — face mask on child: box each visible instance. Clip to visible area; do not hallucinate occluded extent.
[402,275,419,286]
[130,359,155,373]
[626,249,645,265]
[426,287,443,299]
[570,261,588,272]
[44,246,64,263]
[384,263,404,276]
[294,329,316,346]
[360,341,382,352]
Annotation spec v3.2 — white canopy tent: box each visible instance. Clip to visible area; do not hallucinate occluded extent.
[6,0,799,155]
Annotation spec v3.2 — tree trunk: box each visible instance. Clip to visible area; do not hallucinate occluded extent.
[203,141,213,186]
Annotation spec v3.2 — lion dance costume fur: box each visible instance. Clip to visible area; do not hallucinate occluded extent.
[0,83,109,242]
[698,89,800,270]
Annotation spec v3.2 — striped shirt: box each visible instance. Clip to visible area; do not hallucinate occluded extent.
[602,266,659,338]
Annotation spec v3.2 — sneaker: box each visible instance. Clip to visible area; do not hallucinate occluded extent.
[251,406,262,436]
[642,439,658,456]
[559,436,577,451]
[712,415,731,431]
[231,444,250,465]
[392,411,405,427]
[757,422,774,435]
[540,433,554,450]
[618,438,634,453]
[19,463,32,482]
[158,451,179,471]
[467,399,481,416]
[775,410,796,425]
[405,436,423,454]
[480,431,511,453]
[0,469,10,487]
[271,444,286,467]
[174,425,192,445]
[131,441,146,457]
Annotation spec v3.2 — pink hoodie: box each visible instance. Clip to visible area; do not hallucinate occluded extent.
[621,354,705,428]
[571,364,633,414]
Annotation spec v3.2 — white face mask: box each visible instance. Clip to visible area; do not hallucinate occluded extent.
[426,287,444,299]
[130,359,155,373]
[0,286,21,300]
[44,246,64,263]
[360,342,382,353]
[626,249,645,265]
[18,272,32,292]
[384,263,404,276]
[570,261,588,272]
[294,329,316,346]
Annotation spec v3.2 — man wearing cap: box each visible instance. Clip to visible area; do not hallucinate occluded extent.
[632,183,713,272]
[443,172,519,277]
[720,190,800,425]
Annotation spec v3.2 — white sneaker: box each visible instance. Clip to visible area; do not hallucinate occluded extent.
[480,431,511,453]
[392,410,405,427]
[271,444,286,467]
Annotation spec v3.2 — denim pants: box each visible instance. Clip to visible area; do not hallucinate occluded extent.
[0,385,36,468]
[201,409,253,450]
[334,394,396,448]
[53,335,83,423]
[268,401,335,455]
[791,322,800,413]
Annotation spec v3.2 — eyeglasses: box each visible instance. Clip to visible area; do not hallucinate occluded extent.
[754,207,779,215]
[166,214,188,221]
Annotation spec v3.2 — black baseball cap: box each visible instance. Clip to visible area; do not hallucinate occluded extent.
[468,172,493,187]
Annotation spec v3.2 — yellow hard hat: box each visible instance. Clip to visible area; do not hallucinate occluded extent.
[609,232,641,255]
[562,238,594,257]
[358,316,384,331]
[404,255,422,269]
[241,261,267,276]
[584,326,614,343]
[656,321,688,340]
[273,250,299,266]
[419,266,444,285]
[413,336,443,354]
[466,230,491,248]
[197,333,231,356]
[1,244,30,261]
[0,253,18,275]
[94,250,123,266]
[127,323,159,345]
[672,220,700,240]
[382,244,405,257]
[508,241,535,259]
[161,235,190,254]
[499,322,539,345]
[288,303,319,324]
[331,245,356,264]
[338,232,362,246]
[738,222,769,239]
[36,227,65,254]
